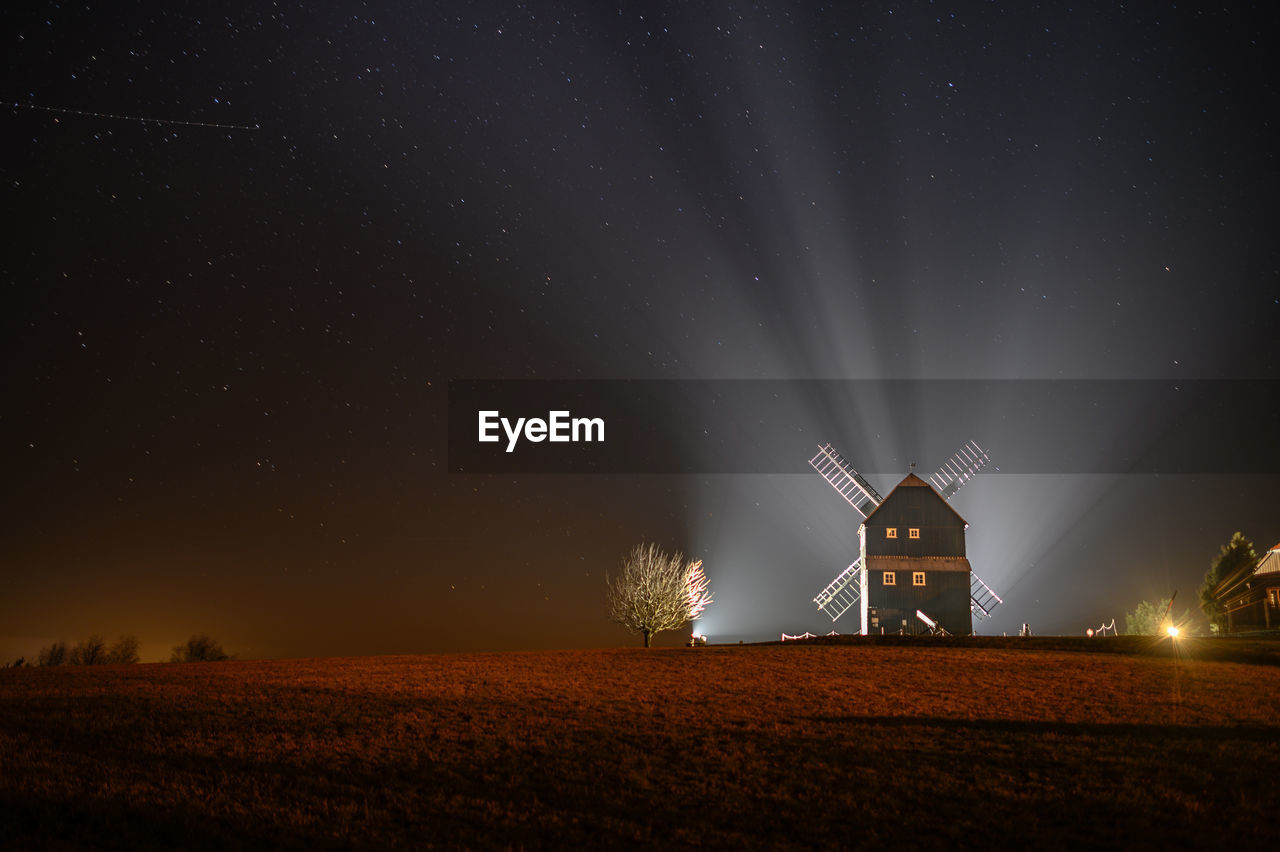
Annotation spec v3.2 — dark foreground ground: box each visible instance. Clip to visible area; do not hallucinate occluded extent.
[2,637,1278,850]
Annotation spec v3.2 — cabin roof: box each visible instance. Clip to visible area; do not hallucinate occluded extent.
[1257,546,1280,576]
[865,472,968,527]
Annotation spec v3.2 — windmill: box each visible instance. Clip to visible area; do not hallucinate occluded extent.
[809,441,1002,636]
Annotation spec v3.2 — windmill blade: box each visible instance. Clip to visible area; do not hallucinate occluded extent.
[929,440,990,501]
[814,558,863,622]
[809,443,884,519]
[969,571,1003,620]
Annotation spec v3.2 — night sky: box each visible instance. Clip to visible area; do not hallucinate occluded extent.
[4,2,1277,661]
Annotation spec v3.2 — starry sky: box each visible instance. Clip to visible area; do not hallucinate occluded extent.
[3,2,1277,660]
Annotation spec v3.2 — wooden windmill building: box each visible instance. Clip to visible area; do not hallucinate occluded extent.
[859,473,974,635]
[810,442,1002,636]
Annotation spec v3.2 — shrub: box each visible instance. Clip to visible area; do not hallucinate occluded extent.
[171,634,230,663]
[68,635,109,665]
[107,635,141,665]
[37,641,69,667]
[35,635,141,666]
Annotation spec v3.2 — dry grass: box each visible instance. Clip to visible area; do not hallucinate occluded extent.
[2,639,1278,849]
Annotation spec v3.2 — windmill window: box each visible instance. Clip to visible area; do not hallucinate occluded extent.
[913,572,926,586]
[886,528,898,539]
[883,572,896,586]
[909,528,920,539]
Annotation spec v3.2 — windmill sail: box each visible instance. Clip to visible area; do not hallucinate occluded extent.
[929,440,990,501]
[969,571,1003,620]
[808,443,884,520]
[814,557,863,622]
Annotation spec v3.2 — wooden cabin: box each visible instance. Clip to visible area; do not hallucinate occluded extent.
[1225,542,1280,632]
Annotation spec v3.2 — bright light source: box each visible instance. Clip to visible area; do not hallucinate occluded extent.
[1166,625,1180,638]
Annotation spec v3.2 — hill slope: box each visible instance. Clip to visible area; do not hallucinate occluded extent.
[2,642,1277,849]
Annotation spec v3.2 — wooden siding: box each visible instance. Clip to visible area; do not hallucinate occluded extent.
[866,569,972,636]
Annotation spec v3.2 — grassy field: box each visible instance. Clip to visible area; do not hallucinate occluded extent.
[2,638,1278,849]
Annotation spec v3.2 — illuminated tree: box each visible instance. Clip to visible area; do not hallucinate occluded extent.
[1124,598,1190,635]
[1199,532,1259,633]
[685,559,712,621]
[606,542,713,647]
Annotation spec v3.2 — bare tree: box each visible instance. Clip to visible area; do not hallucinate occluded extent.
[606,542,713,647]
[68,634,108,665]
[686,559,712,621]
[37,641,68,666]
[34,635,141,666]
[107,634,141,664]
[171,634,230,663]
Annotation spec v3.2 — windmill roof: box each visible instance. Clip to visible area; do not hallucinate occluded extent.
[865,472,969,526]
[865,555,972,574]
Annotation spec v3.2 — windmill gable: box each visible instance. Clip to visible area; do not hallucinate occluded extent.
[863,473,966,558]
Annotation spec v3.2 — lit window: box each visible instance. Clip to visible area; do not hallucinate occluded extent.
[913,572,926,586]
[909,528,920,539]
[883,572,896,586]
[886,528,898,539]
